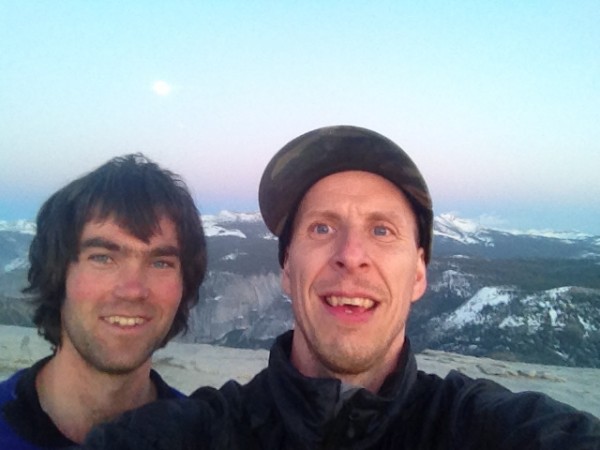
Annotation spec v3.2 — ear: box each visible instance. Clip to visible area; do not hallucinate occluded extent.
[281,252,292,297]
[411,248,427,303]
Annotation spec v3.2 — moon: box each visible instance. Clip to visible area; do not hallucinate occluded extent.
[152,80,172,96]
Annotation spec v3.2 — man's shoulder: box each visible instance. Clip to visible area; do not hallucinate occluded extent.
[0,368,44,450]
[222,367,270,405]
[417,367,513,390]
[0,368,29,404]
[411,367,595,422]
[85,385,241,449]
[189,367,270,410]
[149,369,185,399]
[414,368,561,411]
[0,421,45,450]
[0,357,52,408]
[410,369,600,448]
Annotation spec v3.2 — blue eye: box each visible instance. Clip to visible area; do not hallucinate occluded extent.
[152,260,177,269]
[89,254,111,264]
[312,223,331,235]
[373,226,389,236]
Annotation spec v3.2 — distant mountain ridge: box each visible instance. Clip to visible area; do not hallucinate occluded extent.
[0,220,36,235]
[1,212,598,260]
[1,212,599,367]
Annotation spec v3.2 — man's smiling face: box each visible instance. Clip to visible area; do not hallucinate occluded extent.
[282,171,427,386]
[60,215,183,375]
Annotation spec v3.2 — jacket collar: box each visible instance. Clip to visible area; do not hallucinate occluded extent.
[265,330,418,446]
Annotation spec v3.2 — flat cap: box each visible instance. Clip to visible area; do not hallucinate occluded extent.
[259,125,433,263]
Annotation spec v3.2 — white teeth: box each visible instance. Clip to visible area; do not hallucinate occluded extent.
[326,296,375,309]
[105,316,146,326]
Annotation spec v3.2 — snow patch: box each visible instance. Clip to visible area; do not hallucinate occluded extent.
[445,287,514,328]
[204,210,262,224]
[499,316,525,328]
[434,214,494,246]
[4,257,28,272]
[433,212,597,245]
[204,224,246,238]
[222,251,248,261]
[0,220,36,235]
[548,308,558,326]
[430,269,472,298]
[578,316,597,332]
[508,229,592,240]
[201,210,264,238]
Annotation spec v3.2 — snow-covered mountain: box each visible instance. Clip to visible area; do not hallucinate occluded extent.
[433,213,600,260]
[202,211,263,238]
[422,285,600,367]
[1,211,599,367]
[0,221,36,278]
[0,220,36,235]
[435,213,594,242]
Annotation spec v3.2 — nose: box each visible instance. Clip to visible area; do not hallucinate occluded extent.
[113,262,150,301]
[333,227,370,271]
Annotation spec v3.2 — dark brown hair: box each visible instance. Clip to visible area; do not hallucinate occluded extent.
[25,154,207,348]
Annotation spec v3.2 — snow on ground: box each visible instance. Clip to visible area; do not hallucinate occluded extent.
[445,287,513,328]
[1,325,598,418]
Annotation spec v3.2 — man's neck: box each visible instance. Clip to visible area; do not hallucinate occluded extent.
[35,348,156,444]
[324,365,393,393]
[290,334,403,394]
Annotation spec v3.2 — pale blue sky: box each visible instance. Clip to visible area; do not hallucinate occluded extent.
[1,1,599,233]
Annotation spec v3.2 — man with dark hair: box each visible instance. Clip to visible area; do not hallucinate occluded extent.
[85,128,600,449]
[0,153,206,448]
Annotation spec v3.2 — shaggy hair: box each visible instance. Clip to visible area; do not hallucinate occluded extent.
[25,154,207,349]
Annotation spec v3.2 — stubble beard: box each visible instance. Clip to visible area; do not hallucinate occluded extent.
[306,323,397,377]
[316,339,379,376]
[63,319,164,376]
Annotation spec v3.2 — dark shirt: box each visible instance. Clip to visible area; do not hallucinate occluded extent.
[0,356,182,449]
[84,331,600,449]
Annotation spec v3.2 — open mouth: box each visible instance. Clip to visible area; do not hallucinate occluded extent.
[103,316,147,327]
[325,296,376,313]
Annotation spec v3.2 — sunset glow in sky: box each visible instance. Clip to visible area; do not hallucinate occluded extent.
[1,2,599,233]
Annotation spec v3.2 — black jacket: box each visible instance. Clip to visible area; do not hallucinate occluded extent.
[85,331,600,449]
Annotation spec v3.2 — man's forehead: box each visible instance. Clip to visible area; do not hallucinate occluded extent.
[294,171,416,229]
[80,214,179,242]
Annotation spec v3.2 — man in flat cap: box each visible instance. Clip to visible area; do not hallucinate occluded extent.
[85,127,600,449]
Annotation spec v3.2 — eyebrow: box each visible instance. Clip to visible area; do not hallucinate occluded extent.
[149,245,181,258]
[300,209,409,225]
[81,237,120,252]
[298,210,340,223]
[367,211,412,225]
[80,237,181,258]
